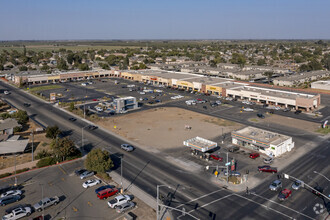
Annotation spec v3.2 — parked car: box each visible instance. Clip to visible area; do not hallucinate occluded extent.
[249,153,260,159]
[4,91,10,95]
[227,145,239,153]
[203,106,207,109]
[23,103,31,107]
[258,166,277,173]
[269,180,282,191]
[283,108,290,112]
[257,113,265,119]
[74,169,87,176]
[95,185,115,194]
[243,108,254,112]
[263,157,274,164]
[80,171,95,179]
[97,188,119,200]
[291,180,303,190]
[278,189,292,201]
[210,154,223,162]
[115,201,136,213]
[108,195,132,208]
[294,110,302,114]
[0,195,21,206]
[33,196,59,212]
[82,179,101,188]
[2,205,31,220]
[87,125,98,130]
[121,144,134,152]
[312,186,324,197]
[1,190,22,198]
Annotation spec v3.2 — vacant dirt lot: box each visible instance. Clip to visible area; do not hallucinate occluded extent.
[97,107,242,152]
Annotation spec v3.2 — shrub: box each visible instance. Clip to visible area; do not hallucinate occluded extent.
[36,157,56,168]
[16,168,29,174]
[35,149,51,159]
[0,173,12,178]
[13,126,22,133]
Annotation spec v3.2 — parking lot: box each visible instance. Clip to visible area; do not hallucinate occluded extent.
[0,159,153,220]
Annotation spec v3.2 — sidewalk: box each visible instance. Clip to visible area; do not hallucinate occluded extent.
[0,160,38,175]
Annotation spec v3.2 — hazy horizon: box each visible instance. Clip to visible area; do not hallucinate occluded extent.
[1,0,329,41]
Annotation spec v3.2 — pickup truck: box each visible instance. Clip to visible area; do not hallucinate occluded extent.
[33,196,59,212]
[108,195,131,208]
[2,206,32,220]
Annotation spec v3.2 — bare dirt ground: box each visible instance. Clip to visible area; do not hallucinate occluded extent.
[260,114,321,133]
[97,107,242,152]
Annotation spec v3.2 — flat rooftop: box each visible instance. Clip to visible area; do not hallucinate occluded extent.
[126,70,204,80]
[275,70,330,82]
[183,136,217,152]
[232,126,291,147]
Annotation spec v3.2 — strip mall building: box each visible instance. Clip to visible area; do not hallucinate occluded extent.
[13,69,321,111]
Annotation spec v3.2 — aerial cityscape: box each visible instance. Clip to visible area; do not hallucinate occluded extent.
[0,0,329,220]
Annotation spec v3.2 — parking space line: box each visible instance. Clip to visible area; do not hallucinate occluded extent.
[58,165,68,175]
[72,206,78,212]
[61,177,65,181]
[88,201,93,207]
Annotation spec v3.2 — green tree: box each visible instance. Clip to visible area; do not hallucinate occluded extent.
[0,65,4,71]
[56,58,68,70]
[230,53,246,68]
[84,148,114,173]
[51,137,80,161]
[19,66,28,71]
[78,63,89,71]
[45,125,61,139]
[257,59,266,66]
[69,102,75,111]
[263,71,274,84]
[322,54,330,70]
[12,110,29,124]
[41,64,50,71]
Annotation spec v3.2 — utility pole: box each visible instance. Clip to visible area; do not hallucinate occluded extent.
[31,131,34,162]
[226,152,229,183]
[14,154,17,186]
[40,184,44,218]
[120,156,123,193]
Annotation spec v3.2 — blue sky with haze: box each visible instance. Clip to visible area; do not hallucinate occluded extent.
[0,0,329,40]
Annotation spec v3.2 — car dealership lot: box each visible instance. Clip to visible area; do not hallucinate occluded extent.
[0,160,140,220]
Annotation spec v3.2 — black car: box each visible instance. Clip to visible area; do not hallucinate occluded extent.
[74,168,87,176]
[68,117,76,121]
[203,106,207,109]
[95,185,115,194]
[257,113,265,119]
[148,101,154,104]
[23,103,31,107]
[0,195,21,206]
[87,125,98,130]
[227,146,240,153]
[294,110,302,114]
[312,186,324,197]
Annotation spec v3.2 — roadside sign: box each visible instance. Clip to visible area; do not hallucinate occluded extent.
[284,174,289,179]
[214,171,219,176]
[225,162,231,166]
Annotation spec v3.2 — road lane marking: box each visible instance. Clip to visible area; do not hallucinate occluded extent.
[248,192,315,220]
[72,206,78,212]
[175,188,225,209]
[88,201,93,207]
[61,177,65,181]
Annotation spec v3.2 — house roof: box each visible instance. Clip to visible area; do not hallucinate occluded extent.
[0,118,21,131]
[0,136,29,155]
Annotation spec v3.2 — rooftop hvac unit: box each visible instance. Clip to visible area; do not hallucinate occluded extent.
[250,131,258,136]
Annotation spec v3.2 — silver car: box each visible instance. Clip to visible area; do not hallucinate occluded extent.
[264,157,274,164]
[116,201,136,213]
[80,171,94,179]
[121,144,134,152]
[269,180,282,191]
[291,180,303,190]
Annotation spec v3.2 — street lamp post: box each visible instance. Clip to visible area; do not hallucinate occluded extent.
[31,131,34,162]
[313,171,330,182]
[157,185,171,220]
[14,154,17,186]
[81,125,89,151]
[120,156,123,193]
[40,183,44,218]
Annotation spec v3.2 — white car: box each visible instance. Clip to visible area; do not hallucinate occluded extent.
[274,106,281,110]
[1,190,22,198]
[108,195,132,208]
[82,179,101,188]
[139,92,145,95]
[81,83,87,86]
[2,206,31,220]
[95,107,103,112]
[243,108,254,112]
[4,91,10,95]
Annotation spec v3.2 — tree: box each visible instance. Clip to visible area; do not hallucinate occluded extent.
[322,54,330,70]
[257,59,266,66]
[56,58,68,70]
[19,66,28,71]
[230,53,246,68]
[69,102,75,111]
[0,65,4,71]
[45,125,61,139]
[51,137,80,161]
[264,71,274,84]
[41,64,50,71]
[12,110,29,124]
[78,63,89,71]
[84,148,114,173]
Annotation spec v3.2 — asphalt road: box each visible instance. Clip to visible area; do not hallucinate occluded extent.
[1,81,329,220]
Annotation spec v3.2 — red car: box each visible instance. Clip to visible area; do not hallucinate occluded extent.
[258,166,277,173]
[92,99,98,101]
[249,153,260,159]
[97,188,118,200]
[278,189,292,201]
[210,154,223,162]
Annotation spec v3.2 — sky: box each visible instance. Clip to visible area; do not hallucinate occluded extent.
[0,0,329,40]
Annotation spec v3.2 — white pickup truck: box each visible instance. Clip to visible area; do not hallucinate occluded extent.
[108,195,131,208]
[2,206,31,220]
[33,196,59,212]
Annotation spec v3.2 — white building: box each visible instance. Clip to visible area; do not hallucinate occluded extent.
[112,96,138,113]
[231,126,294,157]
[311,80,330,91]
